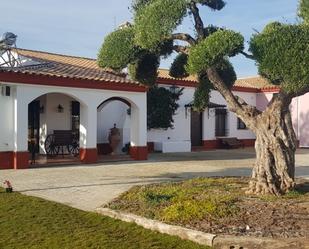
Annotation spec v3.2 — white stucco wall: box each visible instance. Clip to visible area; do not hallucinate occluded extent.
[97,101,131,152]
[202,90,256,141]
[0,79,258,155]
[0,84,15,151]
[45,94,73,133]
[226,91,256,140]
[146,84,256,152]
[0,82,147,154]
[147,85,194,144]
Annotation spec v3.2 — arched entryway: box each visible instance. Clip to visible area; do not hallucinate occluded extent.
[9,83,147,169]
[27,92,85,166]
[97,97,148,160]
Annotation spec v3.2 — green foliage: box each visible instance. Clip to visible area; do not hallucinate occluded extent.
[147,86,183,129]
[131,0,152,12]
[162,195,238,223]
[299,0,309,24]
[97,27,136,71]
[0,188,207,249]
[169,53,189,78]
[157,39,174,57]
[194,0,226,11]
[216,59,237,89]
[187,30,244,74]
[203,25,221,37]
[192,60,236,110]
[134,0,187,50]
[193,74,211,112]
[128,52,159,86]
[250,23,309,93]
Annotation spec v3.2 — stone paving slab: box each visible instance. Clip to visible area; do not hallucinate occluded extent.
[1,149,308,211]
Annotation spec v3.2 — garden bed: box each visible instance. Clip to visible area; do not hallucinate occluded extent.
[106,177,309,240]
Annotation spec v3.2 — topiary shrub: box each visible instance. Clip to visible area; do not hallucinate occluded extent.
[187,30,244,74]
[97,27,137,71]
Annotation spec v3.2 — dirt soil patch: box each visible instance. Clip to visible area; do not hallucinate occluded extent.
[106,177,309,241]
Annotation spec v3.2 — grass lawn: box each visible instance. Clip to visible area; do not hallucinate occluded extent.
[0,188,210,249]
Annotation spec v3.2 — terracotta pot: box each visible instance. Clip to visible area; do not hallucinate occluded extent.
[108,124,120,155]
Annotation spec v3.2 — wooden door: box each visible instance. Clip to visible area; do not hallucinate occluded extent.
[28,101,40,153]
[191,111,203,146]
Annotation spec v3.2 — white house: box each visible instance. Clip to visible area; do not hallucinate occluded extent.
[0,48,308,169]
[0,49,148,169]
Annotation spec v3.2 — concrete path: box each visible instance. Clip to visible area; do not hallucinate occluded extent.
[1,148,308,211]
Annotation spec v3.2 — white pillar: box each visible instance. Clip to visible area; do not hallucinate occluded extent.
[130,105,147,147]
[79,103,98,163]
[14,91,28,152]
[129,99,148,160]
[13,87,29,169]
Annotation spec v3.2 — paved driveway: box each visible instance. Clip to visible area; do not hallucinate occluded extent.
[1,148,309,211]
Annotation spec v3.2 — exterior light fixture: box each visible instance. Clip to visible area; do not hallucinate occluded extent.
[57,104,64,113]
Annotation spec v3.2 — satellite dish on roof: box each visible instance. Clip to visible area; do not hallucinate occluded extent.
[0,32,17,47]
[0,32,21,68]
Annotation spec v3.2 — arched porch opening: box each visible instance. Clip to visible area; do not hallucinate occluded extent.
[27,92,86,166]
[97,96,147,160]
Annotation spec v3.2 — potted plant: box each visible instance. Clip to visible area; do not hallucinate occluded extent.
[3,180,13,193]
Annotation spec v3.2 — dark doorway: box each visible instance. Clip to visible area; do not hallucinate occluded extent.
[71,101,80,132]
[215,108,227,136]
[191,111,203,146]
[28,101,40,153]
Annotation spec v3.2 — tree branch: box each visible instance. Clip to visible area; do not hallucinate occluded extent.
[189,2,205,39]
[173,45,189,54]
[287,85,309,98]
[206,66,260,129]
[240,51,255,60]
[170,33,196,45]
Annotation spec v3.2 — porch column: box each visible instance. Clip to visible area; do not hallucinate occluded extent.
[13,93,29,169]
[79,104,98,164]
[0,85,16,169]
[130,103,148,160]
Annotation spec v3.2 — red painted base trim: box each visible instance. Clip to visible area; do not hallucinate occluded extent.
[0,151,29,170]
[130,146,148,160]
[147,142,154,153]
[14,152,29,169]
[97,143,112,155]
[203,140,221,150]
[80,148,98,164]
[0,151,14,169]
[203,139,256,150]
[240,139,255,147]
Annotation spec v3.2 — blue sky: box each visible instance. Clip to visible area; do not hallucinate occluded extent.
[1,0,299,77]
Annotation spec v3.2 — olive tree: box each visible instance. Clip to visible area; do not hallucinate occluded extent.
[98,0,309,195]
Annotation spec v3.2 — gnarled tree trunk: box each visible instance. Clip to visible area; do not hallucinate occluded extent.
[247,97,297,195]
[206,67,297,195]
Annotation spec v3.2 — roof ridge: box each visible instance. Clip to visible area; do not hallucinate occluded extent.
[16,48,97,62]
